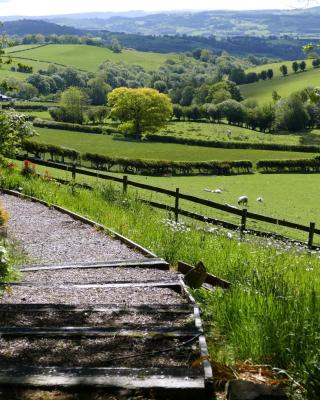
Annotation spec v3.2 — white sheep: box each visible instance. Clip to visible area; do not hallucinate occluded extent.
[238,196,248,206]
[225,203,238,209]
[256,197,264,203]
[204,188,223,194]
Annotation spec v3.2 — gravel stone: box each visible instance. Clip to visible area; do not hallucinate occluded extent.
[0,309,194,328]
[1,194,144,265]
[0,337,200,368]
[1,286,186,305]
[22,267,179,285]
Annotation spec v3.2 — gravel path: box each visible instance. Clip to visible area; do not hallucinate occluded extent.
[2,286,186,305]
[1,194,144,265]
[0,337,199,369]
[22,267,179,285]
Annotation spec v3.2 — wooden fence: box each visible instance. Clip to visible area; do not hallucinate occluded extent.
[19,157,320,249]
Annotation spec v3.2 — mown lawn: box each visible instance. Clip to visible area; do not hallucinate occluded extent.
[33,127,316,162]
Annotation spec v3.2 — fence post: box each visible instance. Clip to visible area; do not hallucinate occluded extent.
[240,208,247,239]
[123,175,128,193]
[308,222,315,250]
[175,188,180,223]
[72,163,76,180]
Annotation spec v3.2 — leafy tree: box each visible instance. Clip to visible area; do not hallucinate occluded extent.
[279,65,288,77]
[274,95,310,132]
[312,59,320,68]
[0,111,35,156]
[172,104,184,120]
[184,105,202,121]
[87,77,111,106]
[180,86,194,106]
[218,99,246,125]
[59,87,89,124]
[203,103,221,122]
[300,61,307,72]
[259,70,267,80]
[17,82,38,100]
[272,90,281,102]
[266,69,274,79]
[108,88,172,139]
[87,106,109,124]
[229,68,246,84]
[153,80,168,93]
[292,61,299,73]
[245,72,259,84]
[111,37,122,53]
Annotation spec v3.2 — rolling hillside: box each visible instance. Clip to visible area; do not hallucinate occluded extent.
[241,60,320,103]
[5,44,178,72]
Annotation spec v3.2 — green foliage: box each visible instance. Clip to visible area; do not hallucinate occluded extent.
[257,158,320,173]
[110,37,122,54]
[279,64,288,77]
[274,95,310,132]
[0,111,35,156]
[108,87,173,138]
[54,87,89,124]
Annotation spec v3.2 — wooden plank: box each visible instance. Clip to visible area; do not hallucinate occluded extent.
[20,258,169,272]
[178,261,232,290]
[0,327,200,338]
[179,193,243,216]
[0,304,194,314]
[5,281,182,290]
[126,179,176,196]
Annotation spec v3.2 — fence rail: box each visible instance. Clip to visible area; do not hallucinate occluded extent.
[18,157,320,249]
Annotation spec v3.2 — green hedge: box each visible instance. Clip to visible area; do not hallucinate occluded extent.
[146,134,320,153]
[22,141,252,176]
[2,104,49,111]
[23,141,80,163]
[257,158,320,173]
[33,119,119,135]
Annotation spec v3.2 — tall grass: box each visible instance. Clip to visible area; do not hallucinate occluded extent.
[1,167,319,396]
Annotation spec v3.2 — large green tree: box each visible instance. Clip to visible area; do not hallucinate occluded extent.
[60,87,89,124]
[108,88,172,139]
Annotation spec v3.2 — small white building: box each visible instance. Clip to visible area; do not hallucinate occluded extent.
[0,94,13,102]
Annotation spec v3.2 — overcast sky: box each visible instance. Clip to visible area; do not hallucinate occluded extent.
[0,0,318,16]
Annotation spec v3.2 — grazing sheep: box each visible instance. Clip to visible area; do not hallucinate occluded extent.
[204,188,223,194]
[238,196,248,206]
[256,197,264,203]
[225,203,238,209]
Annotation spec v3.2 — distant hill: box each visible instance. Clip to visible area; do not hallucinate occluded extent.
[46,8,320,37]
[0,20,85,36]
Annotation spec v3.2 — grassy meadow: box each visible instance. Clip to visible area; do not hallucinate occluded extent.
[21,157,320,243]
[4,44,178,72]
[33,127,316,162]
[0,165,319,397]
[241,63,320,104]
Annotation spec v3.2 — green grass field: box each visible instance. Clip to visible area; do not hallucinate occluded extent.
[33,127,315,162]
[246,59,315,78]
[5,44,178,72]
[241,61,320,103]
[161,121,308,145]
[26,160,320,242]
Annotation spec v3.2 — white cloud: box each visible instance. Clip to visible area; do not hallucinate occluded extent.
[0,0,316,16]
